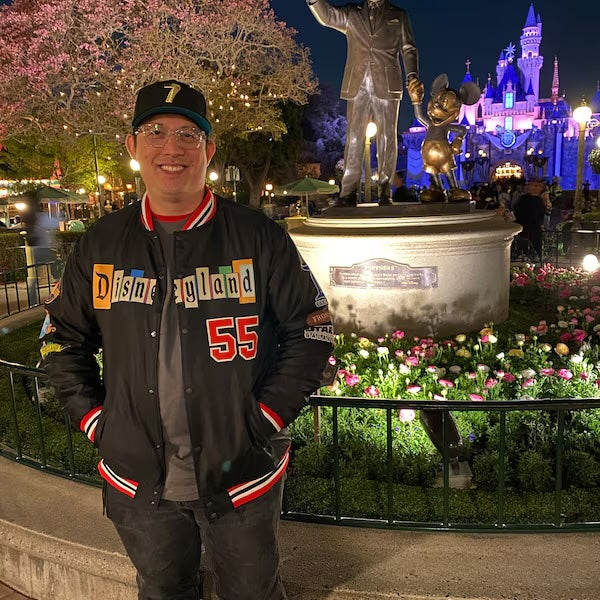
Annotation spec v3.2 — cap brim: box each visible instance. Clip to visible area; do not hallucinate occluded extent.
[132,107,212,135]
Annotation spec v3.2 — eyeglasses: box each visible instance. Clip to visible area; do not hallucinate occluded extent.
[134,123,207,149]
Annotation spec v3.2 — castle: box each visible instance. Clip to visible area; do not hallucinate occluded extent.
[403,3,600,191]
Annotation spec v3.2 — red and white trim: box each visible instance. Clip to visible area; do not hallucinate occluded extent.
[259,402,284,432]
[98,459,139,498]
[228,445,290,508]
[140,188,216,231]
[80,406,102,443]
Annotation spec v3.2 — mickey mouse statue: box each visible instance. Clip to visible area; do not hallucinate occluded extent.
[408,74,480,202]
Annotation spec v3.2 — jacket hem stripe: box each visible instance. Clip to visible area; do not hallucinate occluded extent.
[98,459,138,498]
[259,402,284,432]
[228,446,290,508]
[80,406,102,443]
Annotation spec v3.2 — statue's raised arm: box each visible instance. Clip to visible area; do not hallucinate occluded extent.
[307,0,421,206]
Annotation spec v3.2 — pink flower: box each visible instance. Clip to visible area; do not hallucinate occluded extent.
[515,276,528,287]
[560,332,573,343]
[585,315,595,323]
[467,372,477,379]
[439,379,454,388]
[405,356,419,367]
[433,394,446,401]
[485,378,498,388]
[559,288,572,298]
[328,356,337,365]
[364,385,380,398]
[581,372,589,381]
[377,337,385,343]
[540,368,555,376]
[391,330,405,340]
[522,378,535,388]
[394,349,404,358]
[573,329,588,344]
[557,369,573,380]
[469,394,484,401]
[427,365,437,373]
[407,385,421,394]
[337,369,347,378]
[345,374,361,387]
[501,372,516,383]
[398,409,416,423]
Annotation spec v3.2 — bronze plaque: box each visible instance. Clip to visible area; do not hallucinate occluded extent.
[330,259,438,289]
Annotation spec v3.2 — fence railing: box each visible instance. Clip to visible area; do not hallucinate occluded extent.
[3,358,600,532]
[0,261,63,317]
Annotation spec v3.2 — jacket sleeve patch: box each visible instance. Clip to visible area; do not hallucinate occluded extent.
[44,281,60,304]
[40,342,68,359]
[39,312,57,339]
[304,325,335,343]
[306,308,331,326]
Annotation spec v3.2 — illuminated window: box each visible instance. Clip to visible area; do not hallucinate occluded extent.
[505,92,514,109]
[505,116,513,131]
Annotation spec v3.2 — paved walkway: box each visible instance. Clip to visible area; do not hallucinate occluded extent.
[0,582,27,600]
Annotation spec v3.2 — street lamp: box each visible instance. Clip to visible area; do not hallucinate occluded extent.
[130,159,141,202]
[364,121,377,203]
[573,100,592,220]
[208,171,219,182]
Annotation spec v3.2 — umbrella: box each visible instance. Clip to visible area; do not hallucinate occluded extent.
[272,177,339,215]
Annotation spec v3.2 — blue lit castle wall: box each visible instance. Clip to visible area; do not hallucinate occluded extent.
[403,3,600,192]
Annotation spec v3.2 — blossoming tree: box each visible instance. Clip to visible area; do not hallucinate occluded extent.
[0,0,316,205]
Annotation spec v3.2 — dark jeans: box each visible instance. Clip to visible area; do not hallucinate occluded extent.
[106,481,287,600]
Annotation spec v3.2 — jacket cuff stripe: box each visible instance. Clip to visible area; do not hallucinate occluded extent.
[259,402,284,432]
[80,406,102,443]
[228,446,290,507]
[98,459,138,498]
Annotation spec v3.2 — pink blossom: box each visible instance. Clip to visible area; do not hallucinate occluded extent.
[522,378,535,388]
[433,394,446,401]
[394,349,404,358]
[398,409,416,423]
[345,374,361,387]
[439,379,454,388]
[469,394,484,401]
[328,356,337,365]
[364,385,380,397]
[427,365,437,373]
[560,332,573,343]
[391,330,405,340]
[515,276,528,287]
[405,356,419,367]
[407,385,421,394]
[377,337,385,343]
[485,378,498,388]
[585,315,595,323]
[501,372,516,383]
[540,368,555,376]
[557,369,573,380]
[559,288,572,298]
[337,369,347,378]
[573,329,588,344]
[467,372,477,379]
[580,372,589,381]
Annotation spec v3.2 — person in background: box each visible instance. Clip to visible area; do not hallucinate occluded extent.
[40,79,334,600]
[514,178,546,260]
[392,170,417,202]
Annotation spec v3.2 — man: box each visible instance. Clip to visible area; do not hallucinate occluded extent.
[391,170,416,202]
[514,178,546,261]
[308,0,420,206]
[40,80,334,600]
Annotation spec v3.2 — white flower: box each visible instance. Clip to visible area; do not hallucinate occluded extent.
[496,352,505,360]
[540,343,552,352]
[477,364,490,373]
[378,369,383,376]
[358,349,369,359]
[436,367,446,377]
[488,334,498,343]
[350,332,357,338]
[515,333,526,342]
[594,324,600,333]
[557,305,565,312]
[569,296,579,302]
[521,368,536,379]
[377,346,389,356]
[388,363,396,371]
[571,354,584,364]
[399,364,410,374]
[449,365,462,374]
[558,321,569,329]
[520,394,534,400]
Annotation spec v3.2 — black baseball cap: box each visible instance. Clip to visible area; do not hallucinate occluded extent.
[132,80,212,135]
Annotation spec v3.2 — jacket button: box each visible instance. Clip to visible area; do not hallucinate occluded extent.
[155,444,161,449]
[153,491,158,495]
[185,388,192,394]
[150,331,157,338]
[148,389,155,394]
[151,501,156,505]
[181,328,189,334]
[209,512,218,520]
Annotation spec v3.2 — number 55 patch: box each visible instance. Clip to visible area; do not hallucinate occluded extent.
[206,315,259,362]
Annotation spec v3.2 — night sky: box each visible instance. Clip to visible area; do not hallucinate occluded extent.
[270,0,600,130]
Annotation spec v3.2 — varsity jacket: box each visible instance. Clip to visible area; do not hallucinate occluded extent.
[40,191,333,520]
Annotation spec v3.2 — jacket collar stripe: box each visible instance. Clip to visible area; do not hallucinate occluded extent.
[259,403,284,432]
[140,189,216,232]
[228,446,290,507]
[80,406,102,442]
[182,188,216,230]
[98,459,138,497]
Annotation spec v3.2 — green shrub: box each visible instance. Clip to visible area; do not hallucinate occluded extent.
[515,451,553,493]
[563,450,600,489]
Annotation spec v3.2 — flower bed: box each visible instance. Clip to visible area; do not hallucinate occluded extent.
[288,264,600,505]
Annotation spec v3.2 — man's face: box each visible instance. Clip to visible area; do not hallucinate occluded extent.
[527,181,544,196]
[125,114,215,204]
[366,0,383,7]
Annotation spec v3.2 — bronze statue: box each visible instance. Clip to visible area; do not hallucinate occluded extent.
[408,74,480,202]
[307,0,421,206]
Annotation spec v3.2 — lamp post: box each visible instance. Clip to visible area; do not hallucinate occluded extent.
[573,101,592,221]
[130,159,141,202]
[364,121,377,203]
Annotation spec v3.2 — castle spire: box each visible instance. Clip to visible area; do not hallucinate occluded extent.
[524,3,537,28]
[551,56,560,104]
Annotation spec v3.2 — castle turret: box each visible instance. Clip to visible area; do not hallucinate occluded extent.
[517,3,544,101]
[496,51,507,87]
[551,56,560,104]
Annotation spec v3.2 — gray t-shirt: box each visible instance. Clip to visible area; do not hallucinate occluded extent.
[154,218,199,501]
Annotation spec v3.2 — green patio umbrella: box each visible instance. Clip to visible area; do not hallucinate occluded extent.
[273,177,339,215]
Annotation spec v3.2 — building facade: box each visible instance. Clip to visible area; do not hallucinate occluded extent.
[403,3,600,191]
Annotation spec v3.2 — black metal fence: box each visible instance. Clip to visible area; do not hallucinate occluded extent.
[2,358,600,532]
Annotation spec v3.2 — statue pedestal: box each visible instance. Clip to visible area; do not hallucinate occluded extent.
[289,204,521,337]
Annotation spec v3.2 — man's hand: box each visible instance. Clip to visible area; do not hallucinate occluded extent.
[407,77,424,105]
[451,137,463,155]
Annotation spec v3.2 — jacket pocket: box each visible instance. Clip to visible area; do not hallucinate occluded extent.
[245,392,272,451]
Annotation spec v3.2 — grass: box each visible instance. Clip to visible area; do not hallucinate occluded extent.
[0,320,44,366]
